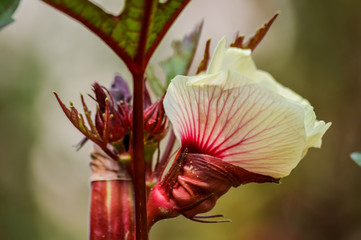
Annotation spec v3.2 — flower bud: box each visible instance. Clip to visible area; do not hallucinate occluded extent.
[147,152,277,226]
[143,96,168,142]
[92,82,131,144]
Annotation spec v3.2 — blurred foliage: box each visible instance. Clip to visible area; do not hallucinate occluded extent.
[0,42,42,239]
[147,22,202,97]
[0,40,79,240]
[0,0,20,29]
[160,22,202,86]
[351,152,361,167]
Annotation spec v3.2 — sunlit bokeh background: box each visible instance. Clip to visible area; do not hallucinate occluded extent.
[1,0,361,239]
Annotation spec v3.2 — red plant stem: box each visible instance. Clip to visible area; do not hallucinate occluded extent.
[131,0,155,238]
[132,70,147,240]
[90,180,134,240]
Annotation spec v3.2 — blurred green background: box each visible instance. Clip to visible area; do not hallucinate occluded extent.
[1,0,361,239]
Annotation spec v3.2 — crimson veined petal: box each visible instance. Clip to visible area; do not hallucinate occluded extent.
[164,70,307,178]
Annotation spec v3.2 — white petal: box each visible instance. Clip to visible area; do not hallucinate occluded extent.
[207,37,227,74]
[255,70,309,104]
[220,48,257,80]
[164,70,307,178]
[256,70,331,155]
[207,38,257,80]
[302,105,331,157]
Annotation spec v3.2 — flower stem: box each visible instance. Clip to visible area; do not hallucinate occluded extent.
[131,0,156,237]
[132,70,148,240]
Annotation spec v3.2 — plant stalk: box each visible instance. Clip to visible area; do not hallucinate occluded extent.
[132,70,148,240]
[90,181,135,240]
[89,147,135,240]
[131,0,156,238]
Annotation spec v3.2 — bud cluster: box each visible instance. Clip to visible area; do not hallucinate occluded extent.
[54,76,168,162]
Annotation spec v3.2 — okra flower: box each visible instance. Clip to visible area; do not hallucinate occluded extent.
[164,37,330,178]
[147,38,330,224]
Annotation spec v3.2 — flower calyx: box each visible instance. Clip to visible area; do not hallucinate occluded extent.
[147,151,278,227]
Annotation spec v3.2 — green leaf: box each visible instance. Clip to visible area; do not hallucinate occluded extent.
[351,152,361,167]
[160,22,203,86]
[146,22,203,97]
[146,65,165,97]
[42,0,191,72]
[0,0,21,30]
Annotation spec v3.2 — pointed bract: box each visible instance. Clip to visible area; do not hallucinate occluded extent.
[196,39,211,74]
[230,13,279,51]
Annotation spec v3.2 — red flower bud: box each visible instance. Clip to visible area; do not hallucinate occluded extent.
[143,96,168,141]
[92,82,131,144]
[147,152,278,227]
